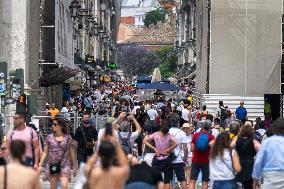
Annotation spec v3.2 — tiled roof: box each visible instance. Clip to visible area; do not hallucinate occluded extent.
[125,22,175,45]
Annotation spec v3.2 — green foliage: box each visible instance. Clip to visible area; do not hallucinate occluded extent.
[143,9,166,27]
[154,45,177,78]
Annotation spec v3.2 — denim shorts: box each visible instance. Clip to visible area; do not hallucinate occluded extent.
[213,179,236,189]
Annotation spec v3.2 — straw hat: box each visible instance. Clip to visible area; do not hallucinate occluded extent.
[182,123,193,129]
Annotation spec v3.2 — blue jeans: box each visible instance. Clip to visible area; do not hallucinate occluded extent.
[125,182,155,189]
[213,179,236,189]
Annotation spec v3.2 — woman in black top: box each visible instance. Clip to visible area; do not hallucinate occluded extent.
[234,123,260,189]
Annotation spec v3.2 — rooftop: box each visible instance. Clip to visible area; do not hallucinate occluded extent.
[124,22,176,45]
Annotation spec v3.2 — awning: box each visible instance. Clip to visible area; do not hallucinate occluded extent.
[40,67,79,87]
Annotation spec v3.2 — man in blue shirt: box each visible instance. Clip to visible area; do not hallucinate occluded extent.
[252,118,284,188]
[235,101,247,121]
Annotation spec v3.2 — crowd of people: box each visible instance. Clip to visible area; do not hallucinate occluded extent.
[0,84,284,189]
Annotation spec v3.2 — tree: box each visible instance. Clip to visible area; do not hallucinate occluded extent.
[143,9,165,27]
[154,45,177,78]
[117,44,161,78]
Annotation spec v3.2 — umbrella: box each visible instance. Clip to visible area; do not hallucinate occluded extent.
[139,82,182,91]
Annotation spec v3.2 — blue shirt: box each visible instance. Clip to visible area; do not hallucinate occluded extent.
[235,107,247,120]
[252,135,284,180]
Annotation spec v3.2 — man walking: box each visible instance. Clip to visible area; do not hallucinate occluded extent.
[6,112,40,170]
[74,112,98,165]
[235,101,247,122]
[169,113,188,189]
[190,120,214,189]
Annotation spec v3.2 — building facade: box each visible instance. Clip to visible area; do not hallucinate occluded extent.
[195,0,282,96]
[174,0,197,85]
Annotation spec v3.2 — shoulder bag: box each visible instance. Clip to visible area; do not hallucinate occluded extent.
[81,127,96,150]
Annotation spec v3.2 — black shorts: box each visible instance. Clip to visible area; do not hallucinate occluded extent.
[172,163,186,182]
[190,163,210,182]
[163,163,186,183]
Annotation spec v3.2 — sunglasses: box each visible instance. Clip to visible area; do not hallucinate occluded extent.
[52,123,59,126]
[1,147,6,151]
[13,117,22,120]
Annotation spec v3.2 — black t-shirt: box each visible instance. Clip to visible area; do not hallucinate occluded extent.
[74,126,98,155]
[127,162,163,186]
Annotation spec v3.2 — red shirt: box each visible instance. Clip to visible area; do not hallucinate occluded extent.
[191,130,214,164]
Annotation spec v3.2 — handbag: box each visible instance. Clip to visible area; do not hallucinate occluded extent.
[81,127,96,150]
[49,137,68,175]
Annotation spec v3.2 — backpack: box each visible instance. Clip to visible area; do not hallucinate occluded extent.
[220,107,227,121]
[118,132,132,155]
[195,132,209,151]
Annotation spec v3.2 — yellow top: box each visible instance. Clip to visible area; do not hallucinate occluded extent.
[48,108,60,117]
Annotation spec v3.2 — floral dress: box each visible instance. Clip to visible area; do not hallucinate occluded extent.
[44,134,72,178]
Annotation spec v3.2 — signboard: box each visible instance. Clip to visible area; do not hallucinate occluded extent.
[0,62,7,96]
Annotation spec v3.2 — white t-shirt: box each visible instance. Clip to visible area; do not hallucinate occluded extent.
[169,128,187,163]
[210,149,236,181]
[181,109,190,121]
[97,129,139,147]
[147,109,158,121]
[211,128,220,138]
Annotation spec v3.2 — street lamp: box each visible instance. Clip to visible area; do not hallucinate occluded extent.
[87,16,95,31]
[79,9,88,26]
[98,27,105,39]
[93,21,99,36]
[69,0,81,18]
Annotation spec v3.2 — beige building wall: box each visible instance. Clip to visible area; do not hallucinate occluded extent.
[209,0,282,95]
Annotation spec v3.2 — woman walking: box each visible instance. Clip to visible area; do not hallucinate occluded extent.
[233,123,260,189]
[39,118,77,189]
[210,133,241,189]
[143,119,178,189]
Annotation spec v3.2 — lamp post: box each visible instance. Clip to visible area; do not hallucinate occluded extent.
[79,9,88,26]
[69,0,81,18]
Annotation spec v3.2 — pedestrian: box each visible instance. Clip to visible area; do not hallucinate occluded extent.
[84,94,93,111]
[74,112,98,165]
[235,101,247,122]
[254,117,262,130]
[229,121,241,142]
[84,136,129,189]
[252,118,284,189]
[215,101,227,127]
[209,132,241,189]
[6,112,40,169]
[0,140,41,189]
[181,123,195,185]
[39,118,77,189]
[232,123,260,189]
[48,103,60,118]
[189,120,215,189]
[147,105,159,121]
[169,113,188,189]
[118,114,142,155]
[143,119,178,189]
[181,104,192,125]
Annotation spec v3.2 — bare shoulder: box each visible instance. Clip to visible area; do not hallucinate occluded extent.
[111,165,129,176]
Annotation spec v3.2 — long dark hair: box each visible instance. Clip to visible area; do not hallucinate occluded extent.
[160,119,170,135]
[10,140,26,165]
[54,117,68,135]
[98,141,115,170]
[210,132,231,159]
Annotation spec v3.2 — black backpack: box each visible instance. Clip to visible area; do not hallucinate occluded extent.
[220,107,227,121]
[118,132,132,155]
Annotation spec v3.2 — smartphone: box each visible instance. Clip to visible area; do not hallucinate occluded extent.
[105,123,113,136]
